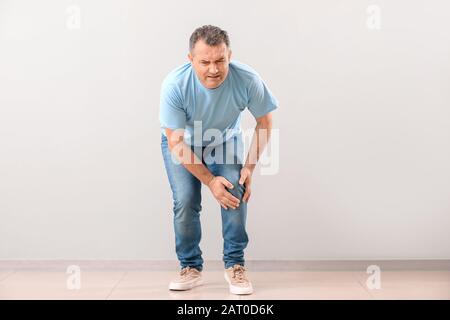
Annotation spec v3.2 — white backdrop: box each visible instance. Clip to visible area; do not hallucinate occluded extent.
[1,0,449,260]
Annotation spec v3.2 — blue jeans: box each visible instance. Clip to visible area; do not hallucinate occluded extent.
[161,134,249,271]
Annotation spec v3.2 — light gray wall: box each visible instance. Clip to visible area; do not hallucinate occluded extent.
[1,0,449,260]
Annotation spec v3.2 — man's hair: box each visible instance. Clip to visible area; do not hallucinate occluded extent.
[189,25,230,52]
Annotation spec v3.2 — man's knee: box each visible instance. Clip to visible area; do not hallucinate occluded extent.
[223,171,245,200]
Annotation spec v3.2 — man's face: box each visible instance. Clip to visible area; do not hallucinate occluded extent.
[188,40,232,89]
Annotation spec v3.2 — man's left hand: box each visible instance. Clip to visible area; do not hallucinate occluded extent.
[239,167,253,203]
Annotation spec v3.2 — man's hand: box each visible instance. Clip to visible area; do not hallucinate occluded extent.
[239,167,253,203]
[208,176,241,210]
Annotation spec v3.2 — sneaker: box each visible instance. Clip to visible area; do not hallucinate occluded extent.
[224,264,253,295]
[169,266,203,291]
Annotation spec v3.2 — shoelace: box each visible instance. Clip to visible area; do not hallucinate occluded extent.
[180,267,192,277]
[180,266,200,278]
[232,265,247,283]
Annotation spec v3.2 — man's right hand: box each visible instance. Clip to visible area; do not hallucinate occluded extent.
[207,176,241,210]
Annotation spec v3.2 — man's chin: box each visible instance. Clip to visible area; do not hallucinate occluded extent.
[205,78,223,89]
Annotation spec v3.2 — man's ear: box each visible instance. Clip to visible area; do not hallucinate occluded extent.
[188,52,193,62]
[228,49,232,61]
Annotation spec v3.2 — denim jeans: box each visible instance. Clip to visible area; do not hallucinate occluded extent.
[161,134,248,271]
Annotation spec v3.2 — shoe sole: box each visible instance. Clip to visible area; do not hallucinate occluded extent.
[169,278,203,291]
[224,272,253,295]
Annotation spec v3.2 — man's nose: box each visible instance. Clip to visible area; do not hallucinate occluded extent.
[209,64,218,74]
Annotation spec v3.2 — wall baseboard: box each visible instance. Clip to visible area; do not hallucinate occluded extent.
[1,259,449,271]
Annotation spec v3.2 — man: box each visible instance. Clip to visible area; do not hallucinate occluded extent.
[159,25,278,295]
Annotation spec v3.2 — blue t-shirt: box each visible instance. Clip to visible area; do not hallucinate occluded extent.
[159,60,278,147]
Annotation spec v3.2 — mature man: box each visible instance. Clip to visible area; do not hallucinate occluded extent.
[159,25,278,295]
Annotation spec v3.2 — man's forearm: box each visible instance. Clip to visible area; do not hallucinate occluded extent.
[244,120,272,172]
[169,141,214,186]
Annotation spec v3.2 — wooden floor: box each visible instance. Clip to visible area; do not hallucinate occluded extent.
[1,261,449,300]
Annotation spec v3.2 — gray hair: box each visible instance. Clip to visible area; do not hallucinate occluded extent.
[189,25,230,52]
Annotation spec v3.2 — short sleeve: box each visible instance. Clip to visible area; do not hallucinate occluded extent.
[159,82,186,130]
[247,75,279,119]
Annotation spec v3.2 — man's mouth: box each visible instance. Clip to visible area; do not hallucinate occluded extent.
[208,75,220,79]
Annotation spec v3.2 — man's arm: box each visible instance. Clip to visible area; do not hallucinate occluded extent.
[238,112,273,202]
[165,128,241,210]
[244,112,273,172]
[165,128,214,185]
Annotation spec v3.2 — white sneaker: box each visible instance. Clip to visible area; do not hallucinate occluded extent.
[169,266,203,291]
[224,264,253,295]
